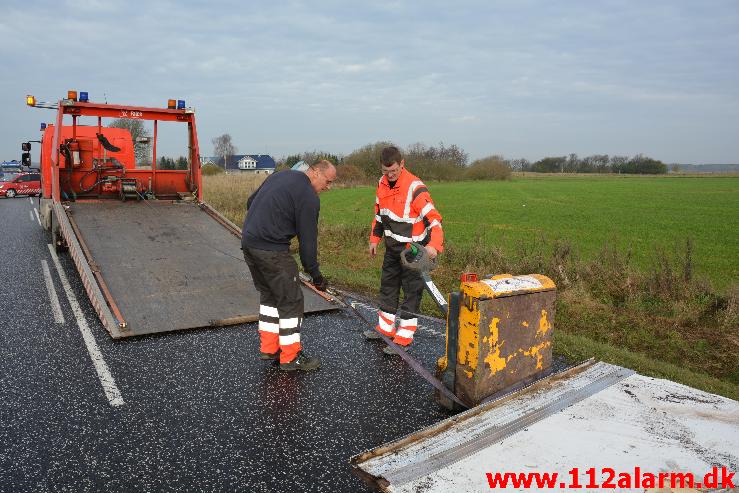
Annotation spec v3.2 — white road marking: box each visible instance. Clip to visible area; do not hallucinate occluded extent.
[33,207,41,227]
[47,244,125,407]
[41,260,65,324]
[30,210,34,222]
[28,197,32,204]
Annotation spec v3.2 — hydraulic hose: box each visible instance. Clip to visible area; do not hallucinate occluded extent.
[59,143,77,201]
[79,162,124,194]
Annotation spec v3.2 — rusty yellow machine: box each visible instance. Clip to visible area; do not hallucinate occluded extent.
[400,243,556,410]
[438,273,556,409]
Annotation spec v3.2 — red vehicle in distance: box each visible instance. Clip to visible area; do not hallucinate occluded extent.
[0,171,41,198]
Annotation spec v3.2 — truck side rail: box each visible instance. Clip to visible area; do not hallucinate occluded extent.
[53,202,129,338]
[199,201,241,237]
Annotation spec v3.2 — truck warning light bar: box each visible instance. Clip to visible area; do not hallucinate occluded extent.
[26,91,191,112]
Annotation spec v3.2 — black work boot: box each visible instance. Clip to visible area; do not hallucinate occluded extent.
[280,351,321,371]
[259,350,280,361]
[363,329,382,340]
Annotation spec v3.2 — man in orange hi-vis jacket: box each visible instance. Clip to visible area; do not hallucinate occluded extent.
[366,146,444,355]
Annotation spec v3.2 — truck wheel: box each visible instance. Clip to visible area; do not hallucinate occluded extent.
[54,229,68,253]
[50,212,68,253]
[39,199,53,231]
[6,189,16,198]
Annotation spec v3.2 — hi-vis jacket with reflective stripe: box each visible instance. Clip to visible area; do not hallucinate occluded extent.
[369,168,444,252]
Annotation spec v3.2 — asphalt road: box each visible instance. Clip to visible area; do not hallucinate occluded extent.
[0,196,455,492]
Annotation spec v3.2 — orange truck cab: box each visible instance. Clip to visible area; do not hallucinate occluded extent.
[36,125,136,200]
[26,91,203,232]
[27,92,202,205]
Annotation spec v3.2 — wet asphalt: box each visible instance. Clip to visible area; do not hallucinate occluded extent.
[0,197,455,492]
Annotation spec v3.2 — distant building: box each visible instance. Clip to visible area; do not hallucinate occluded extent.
[199,156,218,167]
[200,155,276,175]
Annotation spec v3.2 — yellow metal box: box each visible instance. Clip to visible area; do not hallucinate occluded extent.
[456,274,556,406]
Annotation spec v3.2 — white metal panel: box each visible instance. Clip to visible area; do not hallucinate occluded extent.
[354,362,739,492]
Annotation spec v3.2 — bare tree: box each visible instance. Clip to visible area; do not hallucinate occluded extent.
[343,141,393,179]
[212,134,236,170]
[109,118,151,165]
[566,153,579,173]
[591,154,610,172]
[610,155,629,174]
[509,158,530,172]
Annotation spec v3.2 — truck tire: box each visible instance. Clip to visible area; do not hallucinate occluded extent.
[49,208,68,253]
[39,198,53,231]
[5,189,16,198]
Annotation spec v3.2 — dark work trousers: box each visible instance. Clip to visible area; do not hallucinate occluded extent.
[243,247,304,364]
[378,243,425,319]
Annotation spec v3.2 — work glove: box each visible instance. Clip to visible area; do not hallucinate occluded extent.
[312,274,328,291]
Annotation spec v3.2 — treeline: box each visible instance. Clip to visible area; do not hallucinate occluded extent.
[280,142,512,184]
[158,156,189,170]
[276,143,668,185]
[518,153,668,174]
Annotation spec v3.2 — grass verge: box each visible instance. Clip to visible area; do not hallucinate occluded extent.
[317,222,738,400]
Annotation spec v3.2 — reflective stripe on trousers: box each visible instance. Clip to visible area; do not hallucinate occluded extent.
[258,304,302,363]
[393,317,417,346]
[376,310,396,336]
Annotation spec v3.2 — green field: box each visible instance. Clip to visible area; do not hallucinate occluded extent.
[320,175,739,290]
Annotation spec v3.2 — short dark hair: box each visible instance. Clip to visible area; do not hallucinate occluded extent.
[381,146,402,166]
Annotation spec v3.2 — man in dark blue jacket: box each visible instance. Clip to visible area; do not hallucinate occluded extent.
[242,160,336,371]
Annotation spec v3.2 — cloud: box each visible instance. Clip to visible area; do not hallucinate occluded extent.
[318,57,393,74]
[1,1,738,163]
[63,0,122,12]
[450,115,479,124]
[571,80,713,104]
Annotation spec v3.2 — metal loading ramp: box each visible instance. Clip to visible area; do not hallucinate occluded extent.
[65,201,336,338]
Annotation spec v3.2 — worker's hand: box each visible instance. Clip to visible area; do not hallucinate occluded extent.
[369,242,378,257]
[425,246,438,259]
[312,274,328,291]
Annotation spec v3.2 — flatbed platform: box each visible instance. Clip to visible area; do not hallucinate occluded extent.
[65,200,335,337]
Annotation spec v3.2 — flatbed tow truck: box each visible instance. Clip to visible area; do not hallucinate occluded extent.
[25,91,334,339]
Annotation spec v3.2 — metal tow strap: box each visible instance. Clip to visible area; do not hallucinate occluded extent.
[343,295,468,409]
[300,276,468,409]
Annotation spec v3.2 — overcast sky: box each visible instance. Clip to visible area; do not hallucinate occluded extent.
[1,0,737,164]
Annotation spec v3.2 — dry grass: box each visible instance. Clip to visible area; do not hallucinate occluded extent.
[202,173,266,225]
